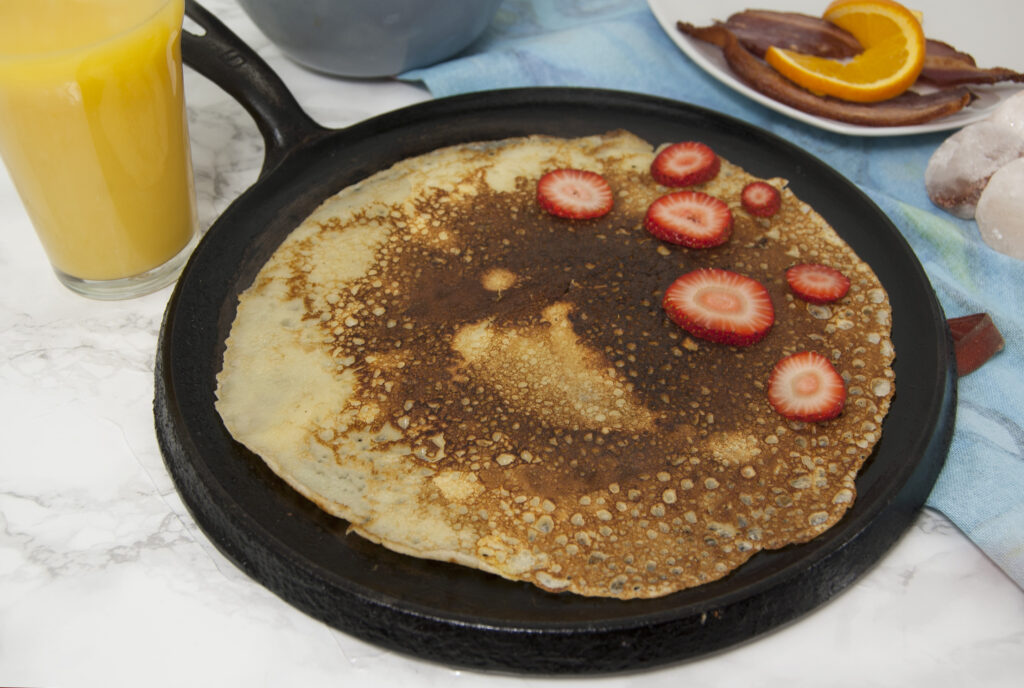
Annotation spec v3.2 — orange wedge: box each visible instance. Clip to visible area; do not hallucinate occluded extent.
[764,0,926,103]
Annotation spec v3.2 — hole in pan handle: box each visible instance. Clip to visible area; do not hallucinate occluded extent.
[182,0,331,177]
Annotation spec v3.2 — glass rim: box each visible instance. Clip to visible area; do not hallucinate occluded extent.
[0,0,182,63]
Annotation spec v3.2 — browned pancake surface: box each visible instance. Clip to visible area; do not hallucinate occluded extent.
[216,131,894,598]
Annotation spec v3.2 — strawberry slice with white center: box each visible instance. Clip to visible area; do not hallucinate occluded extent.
[740,181,781,217]
[536,168,613,219]
[767,351,847,422]
[662,268,775,346]
[651,141,720,187]
[785,263,851,304]
[644,191,733,248]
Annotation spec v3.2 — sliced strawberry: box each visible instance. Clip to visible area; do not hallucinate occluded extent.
[644,191,733,248]
[651,141,721,187]
[662,268,775,346]
[785,263,851,304]
[536,169,613,219]
[740,181,781,217]
[767,351,847,422]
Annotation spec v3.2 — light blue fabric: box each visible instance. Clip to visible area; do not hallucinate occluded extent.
[401,0,1024,587]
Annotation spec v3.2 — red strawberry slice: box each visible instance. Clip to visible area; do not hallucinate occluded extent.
[785,263,851,304]
[651,141,721,187]
[662,268,775,346]
[767,351,847,422]
[644,191,733,248]
[740,181,781,217]
[536,169,613,219]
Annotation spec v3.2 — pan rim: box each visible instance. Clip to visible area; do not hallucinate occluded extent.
[155,86,954,672]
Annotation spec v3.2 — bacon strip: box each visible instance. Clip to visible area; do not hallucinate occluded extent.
[713,10,1024,89]
[920,40,1024,87]
[677,22,973,127]
[719,10,861,59]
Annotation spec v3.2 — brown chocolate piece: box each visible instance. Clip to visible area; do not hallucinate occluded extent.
[948,313,1005,376]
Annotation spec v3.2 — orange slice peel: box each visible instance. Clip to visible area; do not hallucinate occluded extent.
[764,0,926,103]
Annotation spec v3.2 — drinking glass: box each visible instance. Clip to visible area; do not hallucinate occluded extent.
[0,0,198,299]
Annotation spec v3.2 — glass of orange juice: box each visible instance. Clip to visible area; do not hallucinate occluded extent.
[0,0,198,299]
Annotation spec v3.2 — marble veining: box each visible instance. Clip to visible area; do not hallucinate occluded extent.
[1,1,1021,686]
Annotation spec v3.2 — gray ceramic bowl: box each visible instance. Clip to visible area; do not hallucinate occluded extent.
[237,0,502,78]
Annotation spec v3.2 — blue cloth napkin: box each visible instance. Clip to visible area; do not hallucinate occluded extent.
[401,0,1024,588]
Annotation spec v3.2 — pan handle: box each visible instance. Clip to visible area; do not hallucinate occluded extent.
[182,0,331,176]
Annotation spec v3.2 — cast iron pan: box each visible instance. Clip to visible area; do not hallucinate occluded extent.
[155,1,956,674]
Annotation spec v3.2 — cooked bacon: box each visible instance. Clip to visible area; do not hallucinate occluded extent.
[920,39,1024,87]
[708,10,1024,90]
[719,10,861,59]
[678,22,973,127]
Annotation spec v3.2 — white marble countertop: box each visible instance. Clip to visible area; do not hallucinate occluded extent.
[1,1,1022,686]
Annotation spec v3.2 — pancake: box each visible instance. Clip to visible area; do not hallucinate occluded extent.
[214,130,894,599]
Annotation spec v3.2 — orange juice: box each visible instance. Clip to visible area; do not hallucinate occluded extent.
[0,0,196,291]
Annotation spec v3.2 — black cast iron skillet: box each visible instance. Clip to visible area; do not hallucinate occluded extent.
[155,0,956,674]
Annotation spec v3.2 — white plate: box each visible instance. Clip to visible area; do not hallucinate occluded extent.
[647,0,1024,136]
